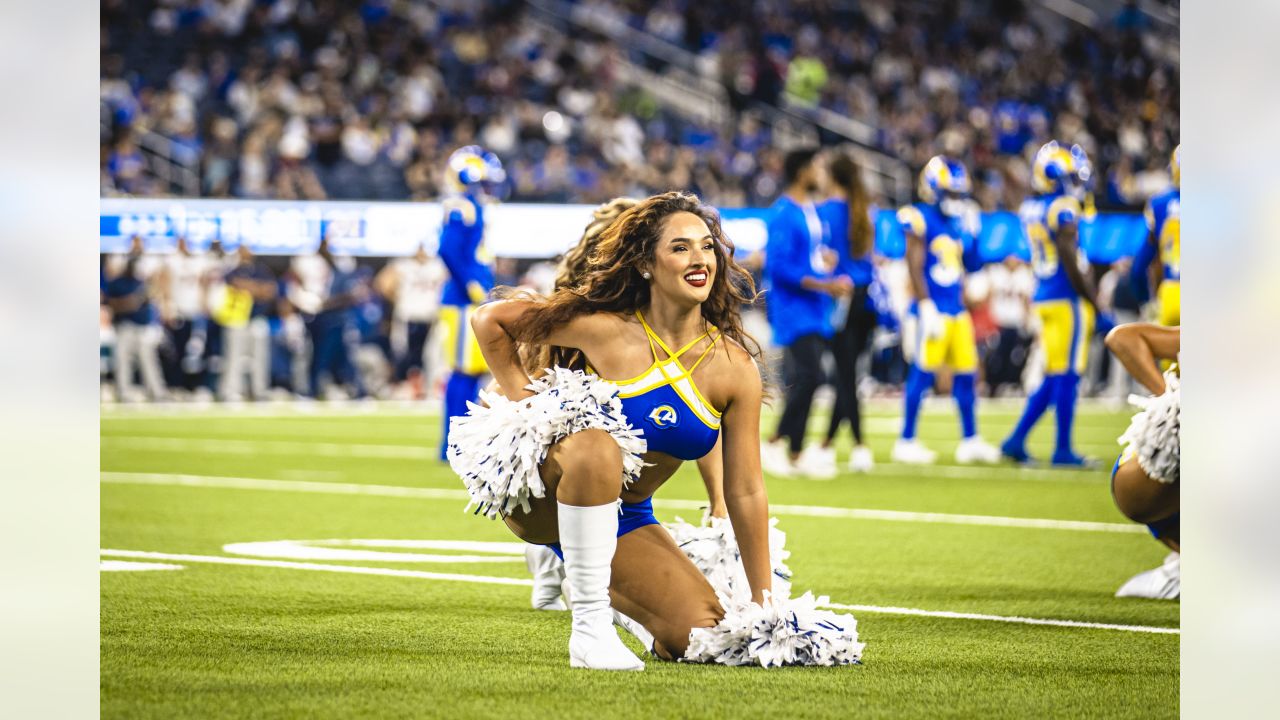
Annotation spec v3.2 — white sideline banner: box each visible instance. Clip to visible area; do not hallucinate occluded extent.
[100,198,769,259]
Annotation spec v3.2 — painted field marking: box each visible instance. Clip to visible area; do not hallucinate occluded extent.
[100,401,439,419]
[865,462,1100,482]
[101,472,1146,535]
[101,560,184,572]
[99,548,1178,635]
[822,602,1179,635]
[223,539,527,564]
[101,436,1108,482]
[100,549,533,587]
[101,436,433,460]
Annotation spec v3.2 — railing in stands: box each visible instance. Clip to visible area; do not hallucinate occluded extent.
[100,102,201,197]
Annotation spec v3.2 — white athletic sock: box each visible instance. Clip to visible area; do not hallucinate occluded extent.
[557,502,644,671]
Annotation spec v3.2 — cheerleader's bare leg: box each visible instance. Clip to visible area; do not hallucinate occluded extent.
[608,524,724,660]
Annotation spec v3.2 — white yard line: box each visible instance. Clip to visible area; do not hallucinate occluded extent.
[101,472,1145,534]
[101,436,434,459]
[101,435,1113,477]
[100,559,185,572]
[100,401,439,419]
[99,549,1178,635]
[821,602,1179,635]
[100,549,533,587]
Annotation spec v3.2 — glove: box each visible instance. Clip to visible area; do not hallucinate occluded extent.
[466,281,489,305]
[918,299,946,341]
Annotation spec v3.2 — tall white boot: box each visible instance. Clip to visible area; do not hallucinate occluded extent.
[613,609,654,655]
[557,502,644,671]
[525,544,567,611]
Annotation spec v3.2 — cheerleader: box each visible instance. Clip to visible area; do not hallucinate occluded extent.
[1105,323,1180,599]
[449,192,862,670]
[523,198,729,612]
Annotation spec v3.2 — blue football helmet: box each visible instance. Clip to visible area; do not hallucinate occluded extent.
[1032,141,1091,199]
[918,155,971,216]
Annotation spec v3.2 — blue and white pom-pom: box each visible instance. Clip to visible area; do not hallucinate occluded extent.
[446,367,647,518]
[1118,370,1180,484]
[665,513,792,600]
[683,590,865,668]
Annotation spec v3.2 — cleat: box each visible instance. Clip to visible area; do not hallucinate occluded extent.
[891,439,937,465]
[1000,439,1036,465]
[1051,452,1101,469]
[955,437,1002,464]
[847,445,875,473]
[760,440,797,477]
[795,445,837,480]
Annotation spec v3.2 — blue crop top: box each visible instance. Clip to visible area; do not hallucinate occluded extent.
[597,312,723,462]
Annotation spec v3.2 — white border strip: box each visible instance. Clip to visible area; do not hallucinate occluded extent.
[101,472,1146,534]
[99,549,1178,635]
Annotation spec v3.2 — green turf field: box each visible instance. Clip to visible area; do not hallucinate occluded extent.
[101,400,1178,719]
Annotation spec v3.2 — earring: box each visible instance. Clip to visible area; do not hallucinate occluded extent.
[642,271,652,279]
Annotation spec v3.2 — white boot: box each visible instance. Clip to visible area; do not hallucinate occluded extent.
[613,609,654,655]
[558,502,645,671]
[1115,551,1180,600]
[525,544,567,611]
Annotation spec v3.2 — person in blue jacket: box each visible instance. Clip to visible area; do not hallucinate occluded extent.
[437,145,504,460]
[760,148,853,478]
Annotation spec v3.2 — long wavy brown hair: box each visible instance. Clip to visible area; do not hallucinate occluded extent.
[508,191,763,370]
[525,197,640,371]
[556,197,639,291]
[830,152,874,258]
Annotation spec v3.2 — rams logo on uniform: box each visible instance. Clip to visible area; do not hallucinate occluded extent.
[647,405,679,428]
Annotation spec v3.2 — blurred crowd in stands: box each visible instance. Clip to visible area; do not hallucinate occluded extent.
[100,0,1178,210]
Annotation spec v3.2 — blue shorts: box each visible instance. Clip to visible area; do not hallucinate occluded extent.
[545,496,661,561]
[1111,451,1180,540]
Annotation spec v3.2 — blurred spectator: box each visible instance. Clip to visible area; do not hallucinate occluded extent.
[103,237,167,402]
[975,256,1036,397]
[375,244,447,399]
[156,236,211,394]
[218,244,277,401]
[1095,257,1143,402]
[302,238,368,400]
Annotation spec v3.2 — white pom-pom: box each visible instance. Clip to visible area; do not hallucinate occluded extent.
[1118,370,1180,484]
[446,368,647,517]
[665,513,791,600]
[683,591,864,668]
